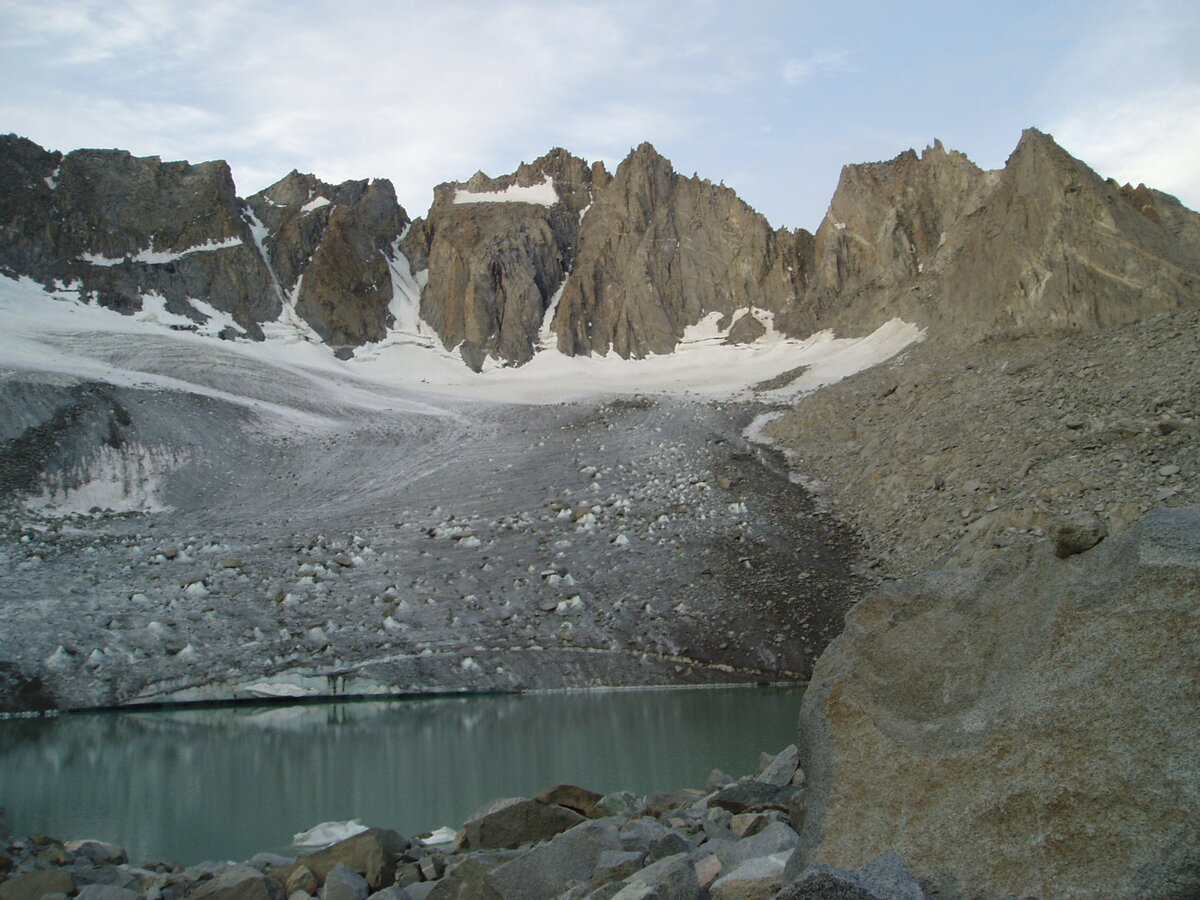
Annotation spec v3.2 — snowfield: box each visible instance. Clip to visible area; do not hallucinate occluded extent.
[0,275,921,710]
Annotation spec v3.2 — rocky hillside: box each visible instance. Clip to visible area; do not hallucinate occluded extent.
[4,129,1197,370]
[760,307,1199,574]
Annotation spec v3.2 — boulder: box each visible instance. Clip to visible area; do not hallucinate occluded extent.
[456,797,585,851]
[709,851,792,900]
[707,782,789,815]
[778,852,925,900]
[75,887,141,900]
[63,841,128,866]
[0,869,76,900]
[1050,512,1108,558]
[593,792,641,818]
[754,745,800,788]
[486,818,621,899]
[593,850,647,885]
[640,790,704,818]
[793,508,1200,899]
[611,853,703,900]
[319,864,368,900]
[284,867,317,896]
[712,822,799,872]
[287,829,409,891]
[533,784,604,818]
[189,865,286,900]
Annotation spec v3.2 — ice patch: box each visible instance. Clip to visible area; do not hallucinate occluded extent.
[243,681,320,699]
[453,175,558,206]
[25,443,186,517]
[301,196,331,214]
[293,820,369,847]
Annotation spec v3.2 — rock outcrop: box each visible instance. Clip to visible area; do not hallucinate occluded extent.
[3,128,1198,366]
[789,507,1200,900]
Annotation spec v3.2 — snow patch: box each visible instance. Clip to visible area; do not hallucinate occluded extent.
[133,292,245,337]
[454,175,558,206]
[79,237,243,267]
[301,196,331,214]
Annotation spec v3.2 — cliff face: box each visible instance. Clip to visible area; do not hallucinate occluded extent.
[551,143,810,359]
[0,135,278,338]
[247,172,410,352]
[408,148,597,370]
[0,135,412,350]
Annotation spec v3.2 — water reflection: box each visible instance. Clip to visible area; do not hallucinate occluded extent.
[0,686,803,864]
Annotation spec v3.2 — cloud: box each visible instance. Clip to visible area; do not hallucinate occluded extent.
[1041,0,1200,209]
[1051,86,1200,206]
[780,50,848,85]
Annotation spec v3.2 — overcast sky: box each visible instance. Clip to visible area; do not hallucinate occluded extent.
[1,0,1197,230]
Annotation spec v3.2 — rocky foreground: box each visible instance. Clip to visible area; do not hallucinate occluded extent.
[0,746,924,900]
[4,507,1196,900]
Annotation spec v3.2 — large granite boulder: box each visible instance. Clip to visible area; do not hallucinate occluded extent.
[456,797,585,851]
[283,828,410,891]
[791,507,1200,899]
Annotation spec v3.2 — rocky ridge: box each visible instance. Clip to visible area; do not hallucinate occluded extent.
[4,128,1197,371]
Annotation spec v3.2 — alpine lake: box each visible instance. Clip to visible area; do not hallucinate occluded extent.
[0,685,804,864]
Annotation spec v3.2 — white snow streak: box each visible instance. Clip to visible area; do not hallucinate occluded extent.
[79,237,244,267]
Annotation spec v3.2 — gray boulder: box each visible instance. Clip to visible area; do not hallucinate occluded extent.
[64,841,128,866]
[709,851,792,900]
[778,852,925,900]
[319,864,368,900]
[286,829,409,891]
[457,796,585,851]
[0,870,76,900]
[793,508,1200,899]
[189,865,286,900]
[593,792,641,819]
[75,887,141,900]
[611,853,702,900]
[754,745,800,788]
[712,822,799,872]
[486,818,622,899]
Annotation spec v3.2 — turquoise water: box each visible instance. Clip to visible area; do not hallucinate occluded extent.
[0,685,803,864]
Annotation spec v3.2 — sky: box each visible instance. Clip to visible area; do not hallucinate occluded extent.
[0,0,1197,231]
